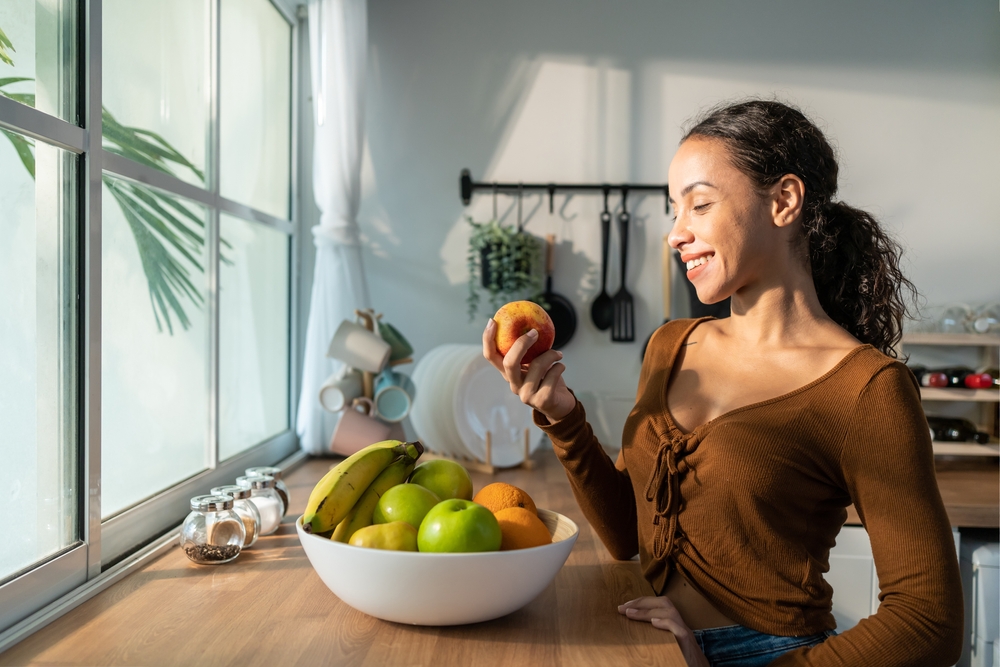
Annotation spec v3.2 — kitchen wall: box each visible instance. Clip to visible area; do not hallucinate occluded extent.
[302,0,1000,448]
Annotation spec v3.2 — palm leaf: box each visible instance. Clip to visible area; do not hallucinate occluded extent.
[99,108,211,332]
[0,77,32,87]
[2,38,220,334]
[105,177,205,333]
[2,128,34,176]
[0,27,15,67]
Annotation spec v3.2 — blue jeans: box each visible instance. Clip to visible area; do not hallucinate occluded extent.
[693,624,837,667]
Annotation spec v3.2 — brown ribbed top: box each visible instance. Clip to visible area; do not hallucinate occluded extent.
[536,318,963,666]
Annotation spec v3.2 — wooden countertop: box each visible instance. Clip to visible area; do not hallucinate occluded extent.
[1,448,994,666]
[0,450,686,667]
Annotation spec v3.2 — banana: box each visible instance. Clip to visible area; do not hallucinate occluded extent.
[331,455,417,543]
[302,440,424,534]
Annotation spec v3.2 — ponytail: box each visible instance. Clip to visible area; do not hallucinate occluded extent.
[805,200,915,356]
[683,100,917,357]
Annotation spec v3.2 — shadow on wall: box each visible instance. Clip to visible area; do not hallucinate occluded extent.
[349,0,999,417]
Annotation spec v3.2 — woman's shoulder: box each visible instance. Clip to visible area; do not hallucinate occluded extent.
[836,345,919,403]
[645,318,710,364]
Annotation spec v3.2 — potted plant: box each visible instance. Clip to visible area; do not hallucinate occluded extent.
[466,217,543,321]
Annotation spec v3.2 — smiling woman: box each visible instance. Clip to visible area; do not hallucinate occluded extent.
[483,99,963,667]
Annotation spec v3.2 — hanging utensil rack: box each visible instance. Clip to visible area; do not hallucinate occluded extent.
[460,168,670,214]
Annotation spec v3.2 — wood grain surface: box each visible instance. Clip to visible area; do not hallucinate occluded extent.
[0,450,687,667]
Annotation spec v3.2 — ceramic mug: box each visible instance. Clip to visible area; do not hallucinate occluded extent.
[373,370,416,423]
[328,398,392,456]
[318,368,363,412]
[327,320,391,374]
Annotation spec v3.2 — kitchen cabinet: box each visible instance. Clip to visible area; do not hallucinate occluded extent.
[827,525,961,631]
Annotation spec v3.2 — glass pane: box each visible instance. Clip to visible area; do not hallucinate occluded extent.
[0,0,77,122]
[219,214,290,460]
[220,0,291,220]
[101,175,209,517]
[0,130,78,581]
[102,0,209,187]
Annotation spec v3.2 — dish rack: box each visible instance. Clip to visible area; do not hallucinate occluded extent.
[421,429,537,475]
[902,332,1000,457]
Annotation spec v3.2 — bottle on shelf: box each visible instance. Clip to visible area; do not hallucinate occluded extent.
[976,366,999,389]
[910,366,948,387]
[926,416,991,444]
[908,365,949,388]
[928,366,995,390]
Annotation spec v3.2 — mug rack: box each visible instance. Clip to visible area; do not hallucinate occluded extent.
[421,429,537,475]
[353,308,412,400]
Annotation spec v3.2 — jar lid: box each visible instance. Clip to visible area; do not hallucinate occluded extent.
[191,494,234,511]
[236,474,275,490]
[246,466,283,480]
[210,484,250,500]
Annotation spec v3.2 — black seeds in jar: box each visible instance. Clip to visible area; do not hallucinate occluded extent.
[184,544,241,563]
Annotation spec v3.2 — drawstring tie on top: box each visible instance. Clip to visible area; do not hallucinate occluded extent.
[645,432,699,560]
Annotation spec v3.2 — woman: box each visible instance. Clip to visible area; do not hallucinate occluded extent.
[482,100,963,667]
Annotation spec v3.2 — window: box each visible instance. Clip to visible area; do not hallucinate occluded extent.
[0,0,300,641]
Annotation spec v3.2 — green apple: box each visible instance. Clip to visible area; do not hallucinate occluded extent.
[417,499,502,553]
[409,460,473,501]
[348,521,418,551]
[373,483,440,531]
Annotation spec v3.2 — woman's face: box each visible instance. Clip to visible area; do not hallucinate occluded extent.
[667,136,789,305]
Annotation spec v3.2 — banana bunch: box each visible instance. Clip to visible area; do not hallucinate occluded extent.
[302,439,424,535]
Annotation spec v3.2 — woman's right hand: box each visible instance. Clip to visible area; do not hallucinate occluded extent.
[482,319,576,424]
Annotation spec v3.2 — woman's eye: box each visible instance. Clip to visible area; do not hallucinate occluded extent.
[693,203,712,212]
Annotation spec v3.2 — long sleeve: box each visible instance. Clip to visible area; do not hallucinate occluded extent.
[534,399,639,560]
[772,363,964,667]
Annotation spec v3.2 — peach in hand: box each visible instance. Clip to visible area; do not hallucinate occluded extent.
[493,301,555,365]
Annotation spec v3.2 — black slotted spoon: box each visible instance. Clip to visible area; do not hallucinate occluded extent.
[590,188,614,331]
[611,192,634,342]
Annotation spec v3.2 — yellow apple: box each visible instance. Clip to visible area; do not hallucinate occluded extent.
[493,301,555,365]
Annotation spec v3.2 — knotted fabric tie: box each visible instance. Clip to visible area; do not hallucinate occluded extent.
[644,432,698,560]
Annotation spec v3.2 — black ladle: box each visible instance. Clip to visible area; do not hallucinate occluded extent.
[590,188,614,330]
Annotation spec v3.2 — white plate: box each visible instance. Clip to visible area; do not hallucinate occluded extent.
[434,345,481,458]
[409,345,451,455]
[453,355,541,468]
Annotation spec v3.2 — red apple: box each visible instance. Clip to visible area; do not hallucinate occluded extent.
[493,301,555,365]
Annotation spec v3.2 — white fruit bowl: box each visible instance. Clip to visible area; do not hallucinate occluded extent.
[295,508,579,626]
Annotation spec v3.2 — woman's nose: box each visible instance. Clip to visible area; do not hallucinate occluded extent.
[667,214,693,251]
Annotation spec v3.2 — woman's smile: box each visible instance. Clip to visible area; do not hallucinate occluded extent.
[683,252,716,278]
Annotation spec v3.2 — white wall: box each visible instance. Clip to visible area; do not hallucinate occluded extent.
[337,0,1000,448]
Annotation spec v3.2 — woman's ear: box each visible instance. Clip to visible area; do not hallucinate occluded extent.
[771,174,805,228]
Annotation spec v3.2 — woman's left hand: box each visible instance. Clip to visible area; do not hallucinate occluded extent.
[619,596,710,667]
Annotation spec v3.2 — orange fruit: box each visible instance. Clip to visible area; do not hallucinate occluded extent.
[472,482,537,515]
[495,507,551,550]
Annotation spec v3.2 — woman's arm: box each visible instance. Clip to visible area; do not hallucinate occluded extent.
[534,398,639,560]
[772,363,963,667]
[482,320,639,560]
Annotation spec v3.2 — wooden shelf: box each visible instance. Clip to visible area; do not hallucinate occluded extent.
[932,441,1000,457]
[919,387,999,402]
[902,332,1000,346]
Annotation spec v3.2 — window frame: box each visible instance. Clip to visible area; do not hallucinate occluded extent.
[0,0,303,646]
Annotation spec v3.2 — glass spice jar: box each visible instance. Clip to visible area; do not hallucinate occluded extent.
[236,475,283,536]
[180,495,245,565]
[245,466,290,517]
[211,484,261,548]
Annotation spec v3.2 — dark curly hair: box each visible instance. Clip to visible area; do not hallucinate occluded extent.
[682,99,917,357]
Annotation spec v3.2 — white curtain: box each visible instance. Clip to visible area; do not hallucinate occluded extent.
[297,0,371,454]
